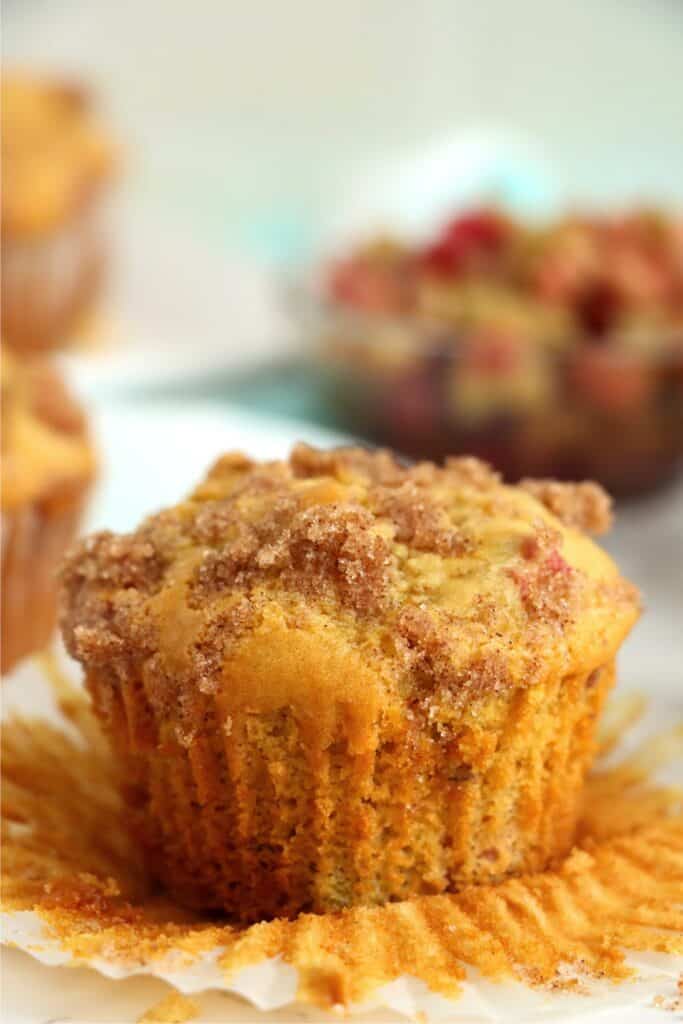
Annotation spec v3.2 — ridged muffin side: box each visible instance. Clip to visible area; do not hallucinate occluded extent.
[60,445,639,921]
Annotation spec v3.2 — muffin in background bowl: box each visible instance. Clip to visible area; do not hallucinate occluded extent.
[318,208,683,495]
[60,444,639,923]
[2,73,116,353]
[2,351,96,673]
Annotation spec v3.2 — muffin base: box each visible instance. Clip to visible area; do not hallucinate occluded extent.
[2,486,88,674]
[2,202,107,354]
[89,659,615,924]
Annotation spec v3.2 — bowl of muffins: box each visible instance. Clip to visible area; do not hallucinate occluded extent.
[315,208,683,496]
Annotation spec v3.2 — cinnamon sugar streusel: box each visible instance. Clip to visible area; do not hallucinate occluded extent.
[520,478,613,534]
[60,444,639,922]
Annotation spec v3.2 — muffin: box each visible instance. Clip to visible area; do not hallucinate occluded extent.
[2,73,116,353]
[2,351,96,673]
[60,444,639,923]
[321,209,683,494]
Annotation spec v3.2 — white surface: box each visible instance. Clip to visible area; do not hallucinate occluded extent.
[2,402,682,1022]
[83,402,348,532]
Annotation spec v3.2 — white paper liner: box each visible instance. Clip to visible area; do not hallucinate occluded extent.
[2,654,681,1023]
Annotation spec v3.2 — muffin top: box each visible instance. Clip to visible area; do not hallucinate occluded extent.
[60,444,639,747]
[1,351,96,509]
[2,74,115,238]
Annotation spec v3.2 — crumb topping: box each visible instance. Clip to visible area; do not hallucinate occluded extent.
[64,531,165,591]
[193,501,394,615]
[60,445,639,710]
[397,605,513,699]
[444,455,502,490]
[289,441,405,485]
[520,479,613,534]
[372,482,469,556]
[192,598,257,695]
[510,547,577,627]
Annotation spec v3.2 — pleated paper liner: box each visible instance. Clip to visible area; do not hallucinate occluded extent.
[2,655,682,1023]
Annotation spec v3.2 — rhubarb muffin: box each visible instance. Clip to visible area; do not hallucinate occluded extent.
[321,208,683,494]
[60,444,639,922]
[2,73,116,352]
[2,351,96,673]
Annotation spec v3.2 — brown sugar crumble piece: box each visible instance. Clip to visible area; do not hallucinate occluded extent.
[289,440,405,485]
[444,455,502,490]
[372,481,469,556]
[397,604,512,698]
[511,556,578,627]
[520,478,613,534]
[62,531,165,591]
[192,597,257,694]
[193,502,394,615]
[511,523,579,627]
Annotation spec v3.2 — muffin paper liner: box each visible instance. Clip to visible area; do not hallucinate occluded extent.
[2,201,108,353]
[102,658,615,924]
[2,654,682,1022]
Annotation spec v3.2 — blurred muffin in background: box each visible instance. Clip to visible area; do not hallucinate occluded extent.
[320,209,683,495]
[2,73,116,353]
[2,350,96,673]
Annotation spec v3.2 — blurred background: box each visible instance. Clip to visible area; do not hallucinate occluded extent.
[3,0,682,691]
[6,0,683,249]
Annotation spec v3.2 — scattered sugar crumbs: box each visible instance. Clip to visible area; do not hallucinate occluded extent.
[137,992,198,1023]
[1,667,682,1013]
[652,974,683,1014]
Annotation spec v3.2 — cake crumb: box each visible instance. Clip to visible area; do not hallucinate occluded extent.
[651,975,683,1013]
